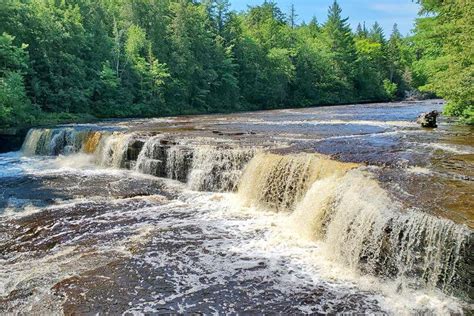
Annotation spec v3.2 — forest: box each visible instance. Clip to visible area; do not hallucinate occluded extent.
[0,0,472,127]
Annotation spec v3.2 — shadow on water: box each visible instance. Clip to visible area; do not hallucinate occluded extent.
[1,100,472,314]
[0,172,169,213]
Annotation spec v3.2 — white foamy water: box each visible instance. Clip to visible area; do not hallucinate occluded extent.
[406,166,432,175]
[0,160,468,314]
[2,101,472,314]
[419,142,474,155]
[229,119,418,128]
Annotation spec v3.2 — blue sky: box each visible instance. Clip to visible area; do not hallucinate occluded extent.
[230,0,420,36]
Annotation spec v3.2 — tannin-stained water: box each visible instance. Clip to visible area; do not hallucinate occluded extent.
[0,100,472,314]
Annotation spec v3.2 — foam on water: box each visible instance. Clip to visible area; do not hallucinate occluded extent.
[237,154,471,298]
[0,157,470,314]
[220,195,466,314]
[419,142,474,155]
[2,121,472,313]
[232,119,418,128]
[406,166,432,175]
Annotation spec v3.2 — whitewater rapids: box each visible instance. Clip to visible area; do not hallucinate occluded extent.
[1,100,472,314]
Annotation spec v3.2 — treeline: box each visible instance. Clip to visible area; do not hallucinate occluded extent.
[0,0,471,127]
[412,0,473,124]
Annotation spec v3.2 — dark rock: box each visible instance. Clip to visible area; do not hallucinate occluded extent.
[126,139,145,161]
[211,131,247,136]
[123,139,145,169]
[159,139,177,145]
[0,128,29,153]
[416,110,439,128]
[159,139,170,145]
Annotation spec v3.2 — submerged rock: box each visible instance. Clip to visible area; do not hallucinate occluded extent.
[416,110,439,128]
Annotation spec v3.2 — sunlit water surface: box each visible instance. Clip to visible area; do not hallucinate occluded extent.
[0,100,472,314]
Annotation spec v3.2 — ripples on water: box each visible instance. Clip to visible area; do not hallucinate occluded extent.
[0,101,472,314]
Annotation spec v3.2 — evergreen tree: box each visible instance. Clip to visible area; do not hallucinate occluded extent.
[369,22,385,44]
[288,4,298,29]
[355,22,368,39]
[307,16,320,37]
[323,0,357,100]
[385,23,408,97]
[5,0,458,127]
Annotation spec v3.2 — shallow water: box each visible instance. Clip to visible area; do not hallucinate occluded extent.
[0,100,472,314]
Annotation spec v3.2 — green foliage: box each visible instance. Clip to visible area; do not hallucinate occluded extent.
[383,79,398,100]
[412,0,474,123]
[353,38,387,100]
[0,0,422,127]
[323,1,357,83]
[0,72,36,126]
[0,32,37,126]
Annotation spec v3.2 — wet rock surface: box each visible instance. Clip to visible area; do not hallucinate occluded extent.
[416,110,439,128]
[0,100,473,314]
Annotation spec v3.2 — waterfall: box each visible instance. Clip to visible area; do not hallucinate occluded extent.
[135,138,255,191]
[135,136,168,177]
[96,132,131,168]
[18,127,473,297]
[315,170,470,294]
[135,137,193,181]
[187,146,255,192]
[34,129,53,155]
[165,145,193,182]
[21,128,88,156]
[238,152,357,211]
[83,131,103,154]
[20,127,138,169]
[51,128,89,155]
[21,129,44,156]
[237,155,471,295]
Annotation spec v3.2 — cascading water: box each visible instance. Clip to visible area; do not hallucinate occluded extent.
[165,145,193,182]
[16,125,473,305]
[22,128,53,155]
[187,146,256,192]
[96,132,131,168]
[8,101,473,314]
[135,136,168,177]
[21,129,44,156]
[308,170,470,293]
[238,152,357,211]
[83,131,103,154]
[135,138,255,191]
[22,128,136,169]
[21,128,89,156]
[237,153,472,296]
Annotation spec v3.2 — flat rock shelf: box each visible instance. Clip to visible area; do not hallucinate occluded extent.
[0,100,472,314]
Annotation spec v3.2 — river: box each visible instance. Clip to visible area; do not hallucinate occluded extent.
[0,100,472,314]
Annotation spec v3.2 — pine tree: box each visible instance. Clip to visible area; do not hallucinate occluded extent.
[369,22,385,44]
[288,4,297,29]
[323,0,357,99]
[387,24,402,82]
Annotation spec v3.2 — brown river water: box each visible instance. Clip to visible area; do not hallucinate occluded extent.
[0,100,472,314]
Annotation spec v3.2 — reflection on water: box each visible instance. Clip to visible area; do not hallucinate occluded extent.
[0,100,472,314]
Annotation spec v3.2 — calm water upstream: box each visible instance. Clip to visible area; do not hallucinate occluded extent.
[0,100,472,314]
